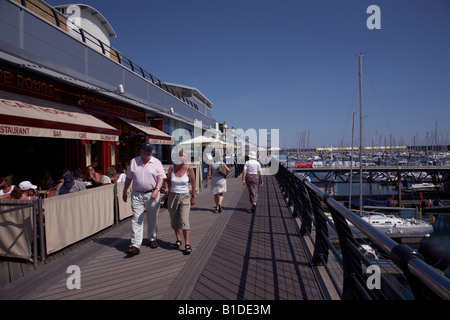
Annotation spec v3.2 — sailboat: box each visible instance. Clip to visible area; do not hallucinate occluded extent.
[349,53,433,238]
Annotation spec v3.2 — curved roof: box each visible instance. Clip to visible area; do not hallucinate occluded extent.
[54,4,117,38]
[165,82,213,108]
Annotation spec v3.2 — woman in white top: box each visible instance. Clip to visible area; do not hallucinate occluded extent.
[242,151,262,214]
[204,148,229,213]
[0,175,15,198]
[164,150,196,255]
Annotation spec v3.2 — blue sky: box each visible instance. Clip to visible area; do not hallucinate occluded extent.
[45,0,450,149]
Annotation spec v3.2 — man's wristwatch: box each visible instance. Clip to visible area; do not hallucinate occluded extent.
[155,188,160,192]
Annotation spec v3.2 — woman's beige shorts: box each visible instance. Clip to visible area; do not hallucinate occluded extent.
[167,192,191,230]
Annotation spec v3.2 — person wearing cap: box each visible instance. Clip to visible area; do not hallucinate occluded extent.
[5,181,38,200]
[242,150,262,214]
[122,142,167,255]
[18,181,39,200]
[54,173,86,196]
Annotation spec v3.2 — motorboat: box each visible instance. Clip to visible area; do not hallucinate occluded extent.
[403,182,442,192]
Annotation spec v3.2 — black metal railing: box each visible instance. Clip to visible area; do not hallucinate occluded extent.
[276,164,450,300]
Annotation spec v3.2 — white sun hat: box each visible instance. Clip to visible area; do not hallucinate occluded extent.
[19,181,37,190]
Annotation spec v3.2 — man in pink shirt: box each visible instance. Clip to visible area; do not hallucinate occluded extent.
[122,143,166,255]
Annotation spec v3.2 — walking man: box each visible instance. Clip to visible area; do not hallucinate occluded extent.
[123,143,166,255]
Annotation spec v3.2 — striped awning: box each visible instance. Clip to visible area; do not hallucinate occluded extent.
[0,91,120,141]
[118,117,174,145]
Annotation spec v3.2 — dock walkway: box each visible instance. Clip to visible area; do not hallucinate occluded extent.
[0,171,325,300]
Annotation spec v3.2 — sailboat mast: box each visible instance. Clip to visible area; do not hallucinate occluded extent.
[358,53,364,215]
[349,112,356,209]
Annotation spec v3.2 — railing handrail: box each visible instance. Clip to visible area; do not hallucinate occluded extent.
[313,183,450,299]
[277,164,450,300]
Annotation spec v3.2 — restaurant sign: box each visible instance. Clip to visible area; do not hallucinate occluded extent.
[0,123,118,141]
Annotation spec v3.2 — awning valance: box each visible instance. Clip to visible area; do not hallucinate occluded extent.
[118,117,174,145]
[0,91,120,141]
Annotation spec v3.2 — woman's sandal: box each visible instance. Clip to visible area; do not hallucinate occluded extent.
[171,240,182,249]
[184,244,192,255]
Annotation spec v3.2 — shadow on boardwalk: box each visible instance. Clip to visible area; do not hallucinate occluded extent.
[0,171,325,300]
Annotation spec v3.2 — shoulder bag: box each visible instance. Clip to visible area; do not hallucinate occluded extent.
[216,163,228,178]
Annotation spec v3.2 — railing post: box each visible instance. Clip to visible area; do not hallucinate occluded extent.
[38,198,46,261]
[309,192,329,266]
[326,205,363,299]
[296,180,313,236]
[114,183,119,224]
[32,200,38,266]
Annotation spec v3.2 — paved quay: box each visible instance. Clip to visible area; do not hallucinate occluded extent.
[0,170,325,300]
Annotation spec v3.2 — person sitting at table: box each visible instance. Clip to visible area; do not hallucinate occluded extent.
[18,181,39,200]
[54,173,86,196]
[114,164,127,183]
[4,186,21,199]
[86,165,102,187]
[37,171,54,190]
[100,167,116,184]
[0,175,15,198]
[2,181,38,200]
[73,168,85,181]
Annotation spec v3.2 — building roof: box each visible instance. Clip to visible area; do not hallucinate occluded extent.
[165,82,213,109]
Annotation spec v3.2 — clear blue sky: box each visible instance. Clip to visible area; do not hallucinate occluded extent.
[45,0,450,149]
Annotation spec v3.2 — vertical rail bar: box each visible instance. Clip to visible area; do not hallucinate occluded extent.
[32,200,37,266]
[38,198,46,261]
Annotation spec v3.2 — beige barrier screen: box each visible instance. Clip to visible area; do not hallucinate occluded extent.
[0,200,34,259]
[44,185,115,254]
[116,182,133,221]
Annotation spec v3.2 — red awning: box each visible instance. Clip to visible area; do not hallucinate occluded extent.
[0,91,120,141]
[118,117,174,145]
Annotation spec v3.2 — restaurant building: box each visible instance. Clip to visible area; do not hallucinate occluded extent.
[0,0,218,186]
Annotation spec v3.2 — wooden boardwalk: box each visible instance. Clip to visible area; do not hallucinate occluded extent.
[0,171,325,300]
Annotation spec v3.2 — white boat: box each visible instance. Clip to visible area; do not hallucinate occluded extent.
[404,182,442,192]
[352,212,434,238]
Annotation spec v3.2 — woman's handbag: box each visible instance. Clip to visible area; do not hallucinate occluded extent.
[216,163,228,178]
